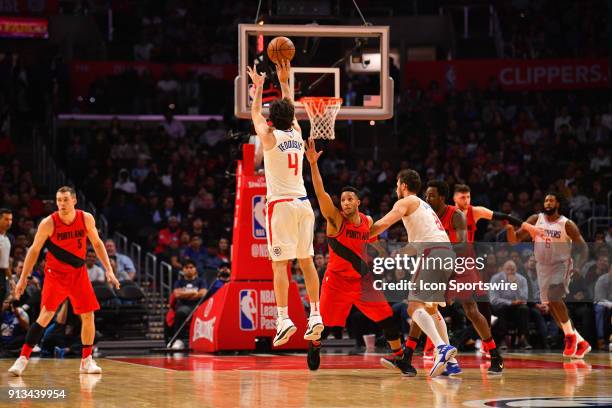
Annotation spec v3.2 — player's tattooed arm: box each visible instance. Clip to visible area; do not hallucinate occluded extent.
[305,138,343,232]
[565,220,588,270]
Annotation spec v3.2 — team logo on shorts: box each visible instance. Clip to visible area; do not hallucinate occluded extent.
[252,196,267,239]
[273,247,282,257]
[239,289,258,331]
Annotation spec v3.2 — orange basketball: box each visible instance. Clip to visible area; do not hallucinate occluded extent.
[267,36,295,64]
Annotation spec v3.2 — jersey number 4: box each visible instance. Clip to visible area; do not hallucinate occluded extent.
[287,153,299,176]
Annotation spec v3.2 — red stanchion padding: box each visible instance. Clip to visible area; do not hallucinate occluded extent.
[189,281,308,352]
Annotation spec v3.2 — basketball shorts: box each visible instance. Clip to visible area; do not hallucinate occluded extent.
[446,267,487,303]
[266,197,314,261]
[536,259,572,303]
[320,272,392,327]
[41,266,100,314]
[408,246,454,307]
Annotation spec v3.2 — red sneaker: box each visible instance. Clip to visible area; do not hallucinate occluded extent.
[479,342,491,359]
[572,340,591,359]
[563,334,578,358]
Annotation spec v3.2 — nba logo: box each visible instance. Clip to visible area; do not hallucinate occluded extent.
[239,289,258,331]
[252,196,266,239]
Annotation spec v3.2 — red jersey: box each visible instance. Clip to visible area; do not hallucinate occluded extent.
[465,205,477,243]
[46,210,87,271]
[327,212,370,279]
[438,205,460,243]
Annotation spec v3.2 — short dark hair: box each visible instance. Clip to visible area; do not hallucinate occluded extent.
[545,191,562,203]
[57,186,76,197]
[269,97,295,131]
[182,259,196,268]
[397,169,421,194]
[0,208,11,217]
[454,184,471,194]
[427,180,449,199]
[341,186,360,199]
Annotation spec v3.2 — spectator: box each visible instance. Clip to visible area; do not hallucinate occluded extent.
[1,295,29,353]
[86,249,105,283]
[181,236,207,274]
[104,239,136,280]
[217,238,230,264]
[584,254,610,293]
[590,146,610,174]
[171,260,206,340]
[204,262,231,299]
[114,168,137,194]
[162,111,185,139]
[153,196,181,226]
[154,216,181,254]
[0,208,13,298]
[594,264,612,350]
[490,260,531,349]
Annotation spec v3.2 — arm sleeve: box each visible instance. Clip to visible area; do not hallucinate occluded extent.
[492,212,523,228]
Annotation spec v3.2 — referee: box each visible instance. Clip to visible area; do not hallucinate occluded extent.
[0,208,13,298]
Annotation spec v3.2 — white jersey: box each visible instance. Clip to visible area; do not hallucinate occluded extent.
[534,213,572,264]
[263,128,307,201]
[402,198,450,244]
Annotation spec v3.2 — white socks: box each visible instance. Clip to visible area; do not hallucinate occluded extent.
[277,306,288,319]
[310,302,320,317]
[412,308,444,347]
[561,320,574,335]
[432,311,457,363]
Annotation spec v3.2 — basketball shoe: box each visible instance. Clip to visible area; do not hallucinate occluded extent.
[80,356,102,374]
[573,340,591,359]
[307,341,321,371]
[563,334,578,357]
[380,352,417,377]
[441,361,462,376]
[273,317,297,347]
[429,345,457,377]
[303,314,324,341]
[8,356,28,377]
[423,337,435,360]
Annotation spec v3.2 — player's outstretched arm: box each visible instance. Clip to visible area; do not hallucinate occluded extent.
[509,214,539,244]
[275,60,301,133]
[247,64,276,150]
[370,198,410,238]
[14,216,53,299]
[565,220,588,269]
[84,212,120,289]
[475,206,543,240]
[305,138,343,230]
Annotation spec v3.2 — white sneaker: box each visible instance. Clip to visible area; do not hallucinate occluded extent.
[304,314,324,341]
[8,356,28,377]
[273,317,297,347]
[80,356,102,374]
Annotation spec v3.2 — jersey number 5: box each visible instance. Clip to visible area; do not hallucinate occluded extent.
[288,152,298,176]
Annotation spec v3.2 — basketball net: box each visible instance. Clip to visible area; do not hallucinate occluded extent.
[300,97,343,140]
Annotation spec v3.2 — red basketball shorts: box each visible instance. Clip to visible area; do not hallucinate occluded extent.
[446,267,487,303]
[41,266,100,314]
[320,272,392,327]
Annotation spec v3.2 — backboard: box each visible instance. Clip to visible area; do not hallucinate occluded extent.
[235,24,393,121]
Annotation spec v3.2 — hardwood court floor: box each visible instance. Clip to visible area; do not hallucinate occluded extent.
[1,352,611,408]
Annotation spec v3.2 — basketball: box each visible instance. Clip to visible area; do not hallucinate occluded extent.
[267,36,295,64]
